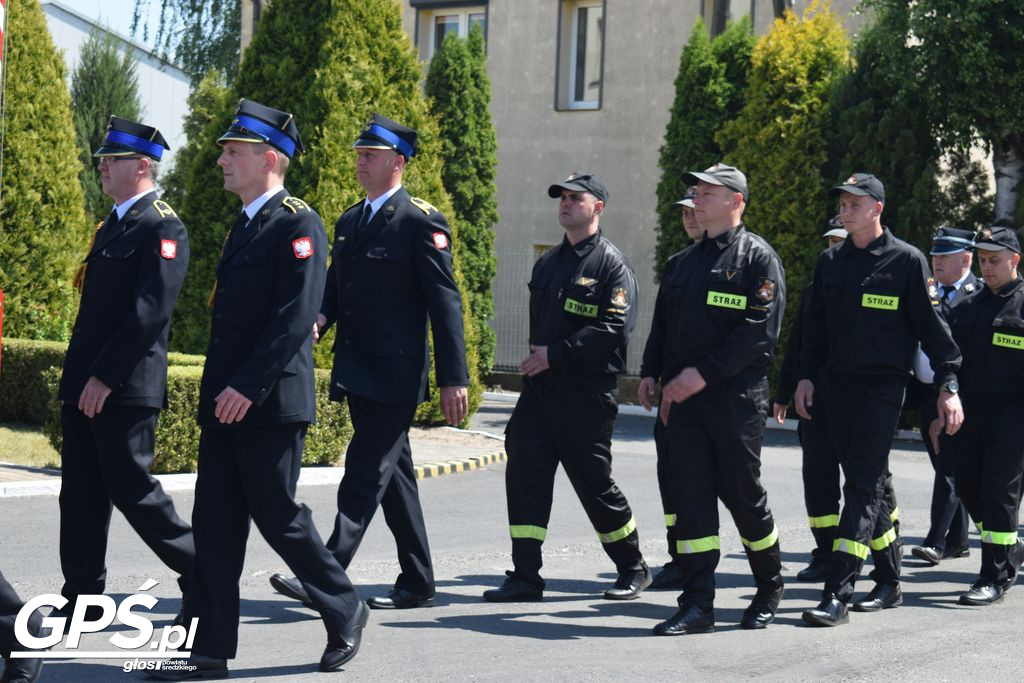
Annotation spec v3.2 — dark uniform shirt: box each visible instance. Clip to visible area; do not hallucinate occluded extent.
[800,228,961,387]
[641,224,785,386]
[527,230,637,391]
[773,283,811,406]
[949,277,1024,398]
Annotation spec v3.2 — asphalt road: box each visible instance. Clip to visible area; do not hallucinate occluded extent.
[1,399,1020,681]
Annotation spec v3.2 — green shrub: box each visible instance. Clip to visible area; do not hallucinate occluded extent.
[0,338,68,423]
[43,366,351,473]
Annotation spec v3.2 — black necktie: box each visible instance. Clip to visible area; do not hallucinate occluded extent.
[95,210,119,244]
[226,211,249,251]
[940,285,955,303]
[355,203,372,240]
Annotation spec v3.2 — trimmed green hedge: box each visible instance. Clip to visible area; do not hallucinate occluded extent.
[3,338,351,474]
[0,338,68,423]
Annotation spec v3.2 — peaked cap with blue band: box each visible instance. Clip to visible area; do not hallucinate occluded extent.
[217,99,304,158]
[930,226,976,255]
[353,113,417,159]
[93,116,169,160]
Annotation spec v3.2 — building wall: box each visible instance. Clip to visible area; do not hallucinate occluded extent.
[402,0,864,374]
[42,1,190,168]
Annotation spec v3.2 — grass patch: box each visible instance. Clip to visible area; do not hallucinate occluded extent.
[0,422,61,470]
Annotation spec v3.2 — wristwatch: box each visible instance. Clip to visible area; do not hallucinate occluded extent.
[941,380,959,395]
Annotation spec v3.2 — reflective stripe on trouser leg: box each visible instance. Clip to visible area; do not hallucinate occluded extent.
[980,529,1018,545]
[869,527,897,551]
[833,537,870,560]
[809,514,839,529]
[597,515,636,544]
[741,525,779,552]
[665,513,677,527]
[677,535,720,554]
[510,525,547,542]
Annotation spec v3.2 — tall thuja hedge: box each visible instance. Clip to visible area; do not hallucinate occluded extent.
[653,17,754,279]
[174,0,482,424]
[717,0,849,361]
[71,31,142,223]
[0,0,91,341]
[425,26,499,377]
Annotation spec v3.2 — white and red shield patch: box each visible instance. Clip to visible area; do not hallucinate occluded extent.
[432,232,449,250]
[292,237,313,259]
[160,240,177,259]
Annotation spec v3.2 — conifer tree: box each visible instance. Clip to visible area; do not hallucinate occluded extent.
[0,0,91,340]
[653,17,754,279]
[717,0,849,355]
[174,0,482,422]
[425,26,499,376]
[70,31,142,223]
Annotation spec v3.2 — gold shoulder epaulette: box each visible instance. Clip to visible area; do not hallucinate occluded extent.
[282,196,311,213]
[153,200,177,218]
[410,197,438,215]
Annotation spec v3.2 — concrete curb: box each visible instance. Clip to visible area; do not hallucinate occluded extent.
[415,451,507,479]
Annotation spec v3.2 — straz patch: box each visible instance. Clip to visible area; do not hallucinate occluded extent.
[292,237,313,259]
[564,298,598,318]
[707,291,747,310]
[433,232,449,250]
[862,293,899,310]
[611,287,628,308]
[160,240,177,259]
[993,332,1024,350]
[755,279,776,303]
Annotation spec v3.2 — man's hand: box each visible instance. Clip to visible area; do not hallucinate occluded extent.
[928,417,944,455]
[520,345,550,377]
[794,379,815,420]
[935,390,964,437]
[661,367,707,405]
[638,377,657,411]
[78,376,112,418]
[440,385,469,426]
[313,313,327,344]
[215,386,253,424]
[772,402,788,425]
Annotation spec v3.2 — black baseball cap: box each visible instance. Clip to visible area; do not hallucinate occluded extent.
[673,186,697,209]
[548,172,609,203]
[829,173,885,202]
[974,226,1021,254]
[682,163,748,201]
[930,227,976,255]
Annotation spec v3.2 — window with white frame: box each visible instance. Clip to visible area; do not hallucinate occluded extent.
[415,6,487,61]
[557,0,605,110]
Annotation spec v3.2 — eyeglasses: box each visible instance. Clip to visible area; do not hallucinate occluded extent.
[97,156,143,166]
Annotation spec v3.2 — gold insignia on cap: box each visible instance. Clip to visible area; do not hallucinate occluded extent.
[846,174,859,184]
[706,163,722,172]
[980,228,992,240]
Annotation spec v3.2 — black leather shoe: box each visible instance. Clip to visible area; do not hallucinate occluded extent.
[943,545,971,560]
[911,545,942,565]
[270,573,314,608]
[652,605,714,636]
[740,586,783,629]
[366,587,435,610]
[802,595,849,626]
[851,583,902,612]
[320,601,369,671]
[1,656,43,683]
[149,655,229,680]
[604,564,652,600]
[650,562,685,589]
[959,580,1005,606]
[482,572,543,603]
[796,555,831,582]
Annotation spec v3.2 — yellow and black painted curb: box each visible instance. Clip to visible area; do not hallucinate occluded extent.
[414,451,507,480]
